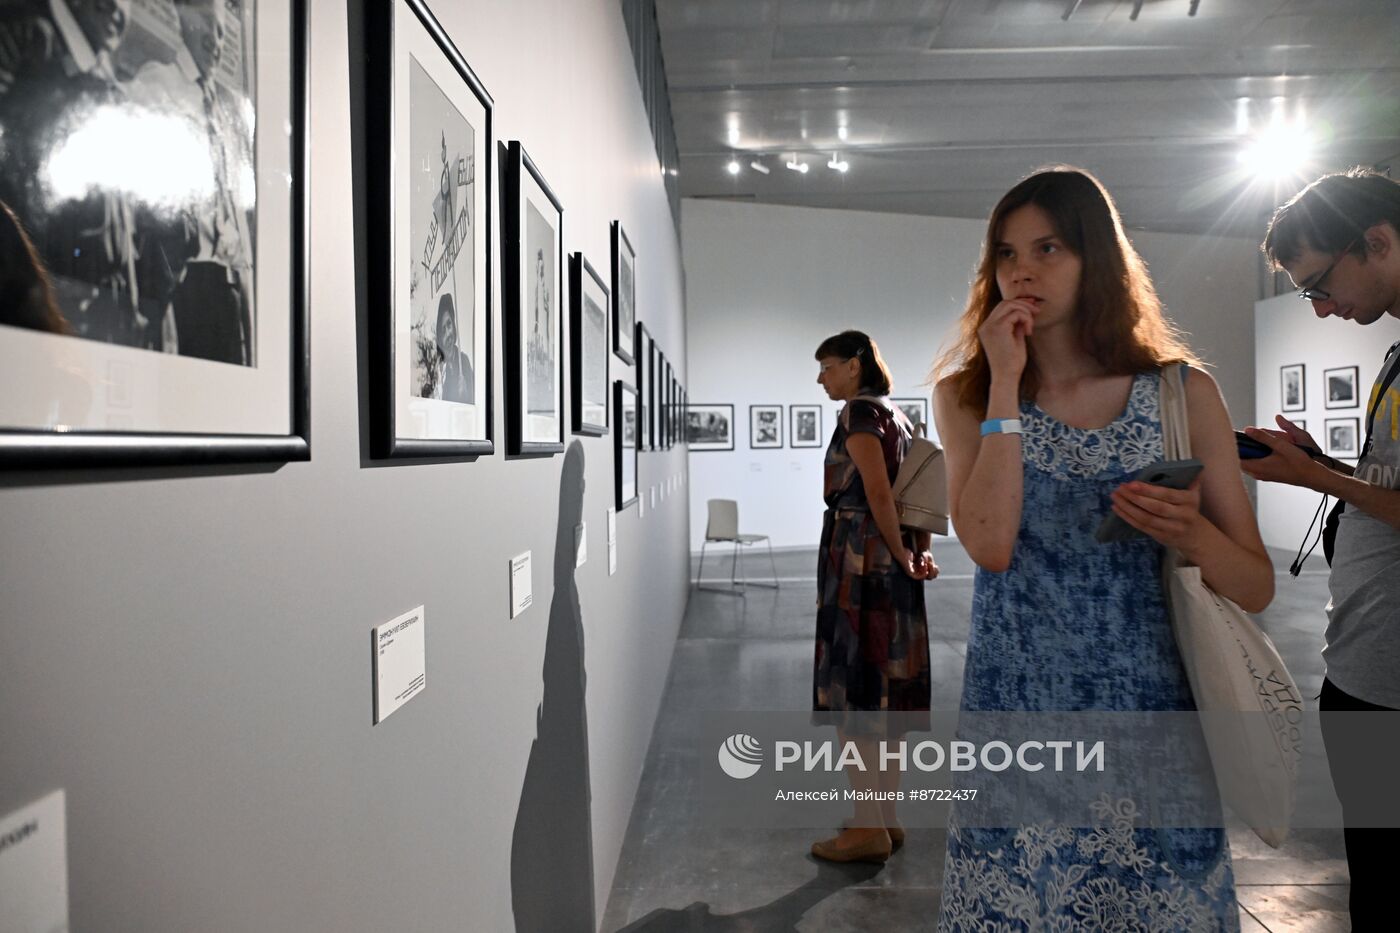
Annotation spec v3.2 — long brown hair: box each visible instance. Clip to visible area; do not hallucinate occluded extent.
[934,166,1197,417]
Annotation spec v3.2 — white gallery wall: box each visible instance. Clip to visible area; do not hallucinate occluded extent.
[0,2,685,930]
[683,198,1260,551]
[1253,292,1400,551]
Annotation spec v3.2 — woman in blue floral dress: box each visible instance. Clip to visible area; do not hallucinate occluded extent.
[932,168,1274,929]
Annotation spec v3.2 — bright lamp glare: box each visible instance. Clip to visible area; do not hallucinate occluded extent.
[726,159,741,175]
[1237,123,1313,179]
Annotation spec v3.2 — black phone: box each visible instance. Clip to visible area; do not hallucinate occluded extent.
[1235,431,1273,460]
[1095,459,1205,543]
[1234,429,1323,461]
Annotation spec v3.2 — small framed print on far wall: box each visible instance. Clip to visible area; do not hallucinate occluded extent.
[1280,363,1305,413]
[686,404,734,451]
[1325,417,1359,460]
[750,405,782,448]
[1324,366,1360,409]
[790,405,823,448]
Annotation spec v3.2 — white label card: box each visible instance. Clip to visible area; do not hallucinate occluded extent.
[510,552,533,618]
[606,507,616,544]
[575,522,587,568]
[609,538,617,575]
[373,606,426,724]
[0,789,68,933]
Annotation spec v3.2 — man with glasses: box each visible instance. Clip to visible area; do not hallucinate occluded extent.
[1245,167,1400,923]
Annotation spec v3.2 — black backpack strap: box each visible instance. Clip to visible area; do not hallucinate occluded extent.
[1322,341,1400,566]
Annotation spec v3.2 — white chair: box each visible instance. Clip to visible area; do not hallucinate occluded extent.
[695,499,779,590]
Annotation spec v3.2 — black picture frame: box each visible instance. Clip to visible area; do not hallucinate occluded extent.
[750,405,782,448]
[891,396,930,433]
[672,383,683,445]
[503,141,565,456]
[569,254,609,436]
[663,355,674,448]
[611,222,636,364]
[369,0,493,458]
[1325,417,1360,459]
[790,405,824,448]
[686,403,735,451]
[1280,363,1306,413]
[1324,366,1360,410]
[614,381,639,509]
[0,0,310,468]
[671,374,681,448]
[647,335,660,450]
[635,321,653,451]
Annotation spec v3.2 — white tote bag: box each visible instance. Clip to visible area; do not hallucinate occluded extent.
[1159,364,1303,848]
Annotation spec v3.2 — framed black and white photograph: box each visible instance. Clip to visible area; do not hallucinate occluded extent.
[672,383,683,445]
[790,405,823,448]
[663,360,675,449]
[1296,419,1307,432]
[671,376,682,447]
[569,254,608,435]
[1280,363,1305,413]
[614,381,638,509]
[635,321,653,450]
[658,350,669,448]
[892,396,929,433]
[1325,417,1359,459]
[370,0,491,458]
[750,405,783,448]
[0,0,309,467]
[686,403,733,451]
[503,141,564,455]
[1324,366,1360,409]
[611,222,636,364]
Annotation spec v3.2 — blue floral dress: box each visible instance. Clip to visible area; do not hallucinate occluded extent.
[937,371,1239,931]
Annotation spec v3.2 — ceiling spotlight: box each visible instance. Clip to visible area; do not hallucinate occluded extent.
[1238,122,1314,180]
[726,159,741,175]
[838,125,849,142]
[828,154,849,173]
[786,158,809,174]
[750,160,770,175]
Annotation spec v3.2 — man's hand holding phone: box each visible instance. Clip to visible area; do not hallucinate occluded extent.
[1240,416,1334,487]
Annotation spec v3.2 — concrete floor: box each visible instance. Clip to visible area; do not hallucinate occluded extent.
[600,545,1351,932]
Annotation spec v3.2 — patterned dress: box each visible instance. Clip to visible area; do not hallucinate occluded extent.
[813,397,931,731]
[937,371,1239,931]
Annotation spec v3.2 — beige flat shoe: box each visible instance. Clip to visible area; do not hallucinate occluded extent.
[811,828,893,864]
[841,818,905,851]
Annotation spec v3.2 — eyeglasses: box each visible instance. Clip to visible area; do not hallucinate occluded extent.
[1297,238,1359,302]
[818,358,854,375]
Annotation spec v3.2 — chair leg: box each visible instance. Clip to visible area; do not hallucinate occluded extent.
[767,538,780,589]
[732,542,741,589]
[695,540,708,587]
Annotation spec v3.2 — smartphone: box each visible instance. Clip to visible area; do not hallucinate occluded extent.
[1234,430,1323,461]
[1094,459,1205,543]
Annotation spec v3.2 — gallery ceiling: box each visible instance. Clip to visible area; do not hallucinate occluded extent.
[655,0,1400,236]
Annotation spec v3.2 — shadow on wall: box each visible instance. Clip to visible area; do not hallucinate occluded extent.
[511,441,596,931]
[613,862,886,931]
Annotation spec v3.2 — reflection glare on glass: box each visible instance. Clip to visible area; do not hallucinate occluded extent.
[43,104,214,211]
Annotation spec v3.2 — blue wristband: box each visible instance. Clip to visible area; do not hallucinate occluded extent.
[980,418,1023,437]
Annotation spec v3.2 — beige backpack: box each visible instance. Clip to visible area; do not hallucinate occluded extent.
[851,397,949,535]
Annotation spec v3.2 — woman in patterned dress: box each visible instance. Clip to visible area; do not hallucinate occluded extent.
[932,168,1274,929]
[811,330,938,864]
